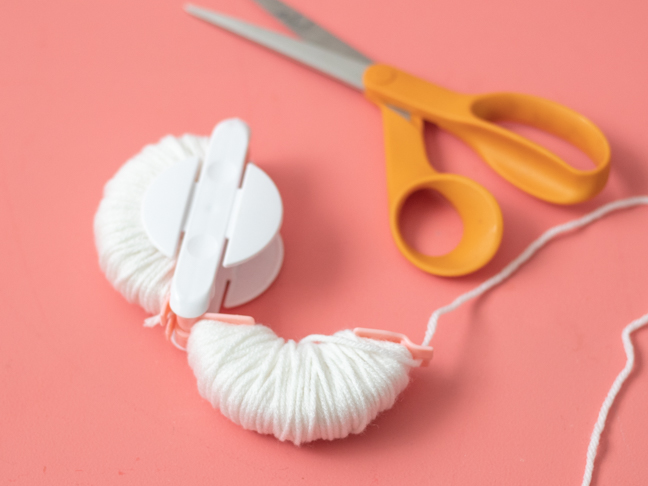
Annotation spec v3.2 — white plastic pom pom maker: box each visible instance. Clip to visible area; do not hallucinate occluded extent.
[140,117,433,364]
[141,118,284,347]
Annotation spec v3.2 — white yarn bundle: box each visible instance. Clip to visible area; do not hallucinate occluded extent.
[94,133,420,445]
[188,322,416,444]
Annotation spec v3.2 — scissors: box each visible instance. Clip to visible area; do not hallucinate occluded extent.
[185,0,610,276]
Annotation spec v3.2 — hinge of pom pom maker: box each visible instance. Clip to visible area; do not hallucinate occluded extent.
[141,118,433,365]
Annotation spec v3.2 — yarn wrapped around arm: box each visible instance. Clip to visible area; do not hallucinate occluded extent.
[94,134,209,314]
[187,320,419,445]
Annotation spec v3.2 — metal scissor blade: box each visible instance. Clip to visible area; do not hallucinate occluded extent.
[251,0,372,64]
[185,4,371,90]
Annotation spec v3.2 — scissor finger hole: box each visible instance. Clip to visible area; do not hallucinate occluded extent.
[398,189,464,257]
[471,94,604,172]
[493,121,596,171]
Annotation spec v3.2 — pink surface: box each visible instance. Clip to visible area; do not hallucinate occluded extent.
[1,0,647,484]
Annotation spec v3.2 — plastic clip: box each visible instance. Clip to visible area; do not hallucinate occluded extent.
[353,328,433,366]
[160,297,255,349]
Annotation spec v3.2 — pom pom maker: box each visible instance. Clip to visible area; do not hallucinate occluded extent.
[141,118,283,346]
[141,117,433,362]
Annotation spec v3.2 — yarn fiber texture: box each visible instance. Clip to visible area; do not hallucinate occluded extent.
[94,132,420,445]
[188,321,418,445]
[94,134,208,314]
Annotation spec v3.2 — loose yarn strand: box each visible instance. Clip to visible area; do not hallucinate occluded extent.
[423,195,648,346]
[422,196,648,485]
[580,313,648,486]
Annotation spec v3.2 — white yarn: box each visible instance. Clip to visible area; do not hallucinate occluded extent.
[94,132,421,444]
[424,196,648,345]
[580,313,648,486]
[94,134,208,314]
[187,321,417,445]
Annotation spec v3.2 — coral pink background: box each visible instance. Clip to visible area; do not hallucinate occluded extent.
[1,0,647,484]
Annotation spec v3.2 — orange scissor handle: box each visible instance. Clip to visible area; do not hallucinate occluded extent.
[379,105,503,276]
[364,65,610,205]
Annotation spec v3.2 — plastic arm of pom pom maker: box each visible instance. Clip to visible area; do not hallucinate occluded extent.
[141,118,284,320]
[353,328,433,366]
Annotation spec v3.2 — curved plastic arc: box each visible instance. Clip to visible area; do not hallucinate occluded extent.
[364,64,611,205]
[380,105,503,276]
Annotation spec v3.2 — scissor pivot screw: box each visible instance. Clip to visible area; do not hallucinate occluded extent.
[364,65,397,86]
